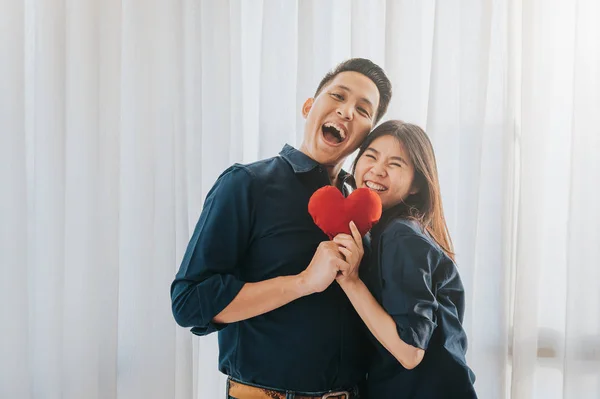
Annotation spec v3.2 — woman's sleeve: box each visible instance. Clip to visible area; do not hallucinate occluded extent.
[379,230,442,350]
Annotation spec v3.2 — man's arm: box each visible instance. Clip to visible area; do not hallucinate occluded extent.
[212,241,348,323]
[171,165,347,333]
[171,166,254,332]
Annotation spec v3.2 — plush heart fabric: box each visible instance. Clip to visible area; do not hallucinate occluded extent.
[308,186,382,239]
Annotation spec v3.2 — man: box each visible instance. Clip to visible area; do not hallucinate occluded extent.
[171,58,392,398]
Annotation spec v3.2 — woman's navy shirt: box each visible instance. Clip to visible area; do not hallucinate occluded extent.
[361,216,477,398]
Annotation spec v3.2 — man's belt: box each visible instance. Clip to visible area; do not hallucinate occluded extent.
[227,378,356,399]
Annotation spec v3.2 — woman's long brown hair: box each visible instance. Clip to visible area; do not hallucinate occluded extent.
[352,120,455,261]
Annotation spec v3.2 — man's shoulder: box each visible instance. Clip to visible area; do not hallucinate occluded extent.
[228,154,290,180]
[211,154,292,198]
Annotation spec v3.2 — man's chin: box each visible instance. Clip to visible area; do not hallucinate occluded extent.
[314,147,346,165]
[300,140,350,167]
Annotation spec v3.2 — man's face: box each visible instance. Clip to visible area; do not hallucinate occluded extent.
[300,71,380,168]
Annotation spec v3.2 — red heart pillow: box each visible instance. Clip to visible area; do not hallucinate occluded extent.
[308,186,382,239]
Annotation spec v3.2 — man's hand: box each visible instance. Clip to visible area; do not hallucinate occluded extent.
[300,241,349,295]
[333,221,364,286]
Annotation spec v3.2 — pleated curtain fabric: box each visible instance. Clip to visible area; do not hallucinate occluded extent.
[1,1,599,398]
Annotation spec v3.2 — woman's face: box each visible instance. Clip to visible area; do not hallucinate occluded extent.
[354,135,418,210]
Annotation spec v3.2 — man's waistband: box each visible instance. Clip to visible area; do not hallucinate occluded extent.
[227,377,359,399]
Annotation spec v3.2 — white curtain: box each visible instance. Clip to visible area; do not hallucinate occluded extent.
[1,1,599,398]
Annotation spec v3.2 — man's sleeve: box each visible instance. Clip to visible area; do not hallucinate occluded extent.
[170,165,254,335]
[379,231,441,350]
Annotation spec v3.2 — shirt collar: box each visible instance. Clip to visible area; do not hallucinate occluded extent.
[279,144,319,173]
[279,144,352,182]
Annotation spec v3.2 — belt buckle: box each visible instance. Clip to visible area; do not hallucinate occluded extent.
[321,391,349,399]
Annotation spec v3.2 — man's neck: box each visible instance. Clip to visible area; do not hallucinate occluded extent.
[297,144,345,188]
[324,164,344,189]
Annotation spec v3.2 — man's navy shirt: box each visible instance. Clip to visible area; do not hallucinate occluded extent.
[171,144,367,392]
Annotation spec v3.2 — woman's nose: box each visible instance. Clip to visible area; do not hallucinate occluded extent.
[371,163,386,177]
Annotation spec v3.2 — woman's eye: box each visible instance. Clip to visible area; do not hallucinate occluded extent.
[331,93,343,100]
[365,154,376,160]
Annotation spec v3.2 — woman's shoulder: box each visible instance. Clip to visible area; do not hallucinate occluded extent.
[381,218,422,236]
[379,218,440,252]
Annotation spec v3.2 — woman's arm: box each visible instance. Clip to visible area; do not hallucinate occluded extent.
[339,278,425,369]
[334,222,425,370]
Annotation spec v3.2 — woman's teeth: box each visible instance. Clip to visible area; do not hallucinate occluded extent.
[365,181,386,191]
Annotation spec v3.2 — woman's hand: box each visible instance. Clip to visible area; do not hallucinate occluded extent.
[333,221,364,286]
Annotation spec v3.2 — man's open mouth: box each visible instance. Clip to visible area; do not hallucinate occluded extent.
[321,122,347,145]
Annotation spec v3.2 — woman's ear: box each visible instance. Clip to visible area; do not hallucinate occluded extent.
[302,98,314,118]
[408,181,420,196]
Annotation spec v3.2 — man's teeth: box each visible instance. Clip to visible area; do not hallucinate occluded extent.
[324,122,346,140]
[366,181,386,191]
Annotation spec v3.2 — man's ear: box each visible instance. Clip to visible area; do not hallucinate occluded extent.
[302,98,314,119]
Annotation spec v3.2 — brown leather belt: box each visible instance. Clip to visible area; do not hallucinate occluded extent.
[227,379,354,399]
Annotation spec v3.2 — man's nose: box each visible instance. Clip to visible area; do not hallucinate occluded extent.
[336,105,353,121]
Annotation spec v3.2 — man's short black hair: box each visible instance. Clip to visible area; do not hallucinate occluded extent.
[314,58,392,124]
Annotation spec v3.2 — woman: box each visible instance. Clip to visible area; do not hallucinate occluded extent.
[334,121,477,398]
